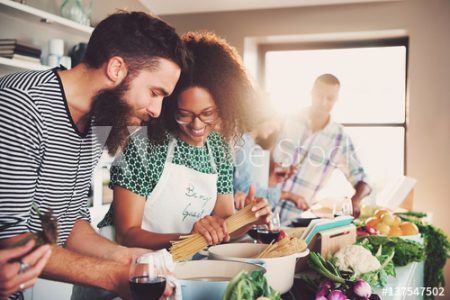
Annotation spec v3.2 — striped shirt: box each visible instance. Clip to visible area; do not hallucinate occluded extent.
[274,110,367,223]
[0,68,103,247]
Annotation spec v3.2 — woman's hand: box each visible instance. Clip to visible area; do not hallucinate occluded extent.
[191,215,230,245]
[0,239,52,299]
[250,198,273,228]
[245,186,273,229]
[234,191,247,210]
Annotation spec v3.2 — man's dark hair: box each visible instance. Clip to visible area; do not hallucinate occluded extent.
[83,11,189,74]
[314,73,340,86]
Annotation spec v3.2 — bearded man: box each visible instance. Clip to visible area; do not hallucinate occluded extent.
[0,11,189,300]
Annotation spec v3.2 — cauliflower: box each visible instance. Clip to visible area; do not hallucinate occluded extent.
[334,245,381,276]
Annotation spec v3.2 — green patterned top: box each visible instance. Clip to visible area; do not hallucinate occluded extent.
[97,130,233,228]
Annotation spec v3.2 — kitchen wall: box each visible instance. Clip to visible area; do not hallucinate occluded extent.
[161,0,450,280]
[162,0,450,233]
[22,0,450,236]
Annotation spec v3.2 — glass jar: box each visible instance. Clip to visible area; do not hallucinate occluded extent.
[60,0,92,26]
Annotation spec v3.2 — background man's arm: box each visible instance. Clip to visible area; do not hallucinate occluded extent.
[351,181,372,217]
[338,134,372,217]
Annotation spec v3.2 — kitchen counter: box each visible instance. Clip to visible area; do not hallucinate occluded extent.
[374,261,425,300]
[290,261,425,300]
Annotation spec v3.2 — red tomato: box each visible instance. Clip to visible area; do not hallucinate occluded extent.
[366,226,379,235]
[277,229,287,241]
[357,230,370,237]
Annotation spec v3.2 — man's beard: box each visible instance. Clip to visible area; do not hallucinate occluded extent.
[92,80,134,155]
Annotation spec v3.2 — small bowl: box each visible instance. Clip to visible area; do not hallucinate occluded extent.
[291,217,320,227]
[174,260,265,300]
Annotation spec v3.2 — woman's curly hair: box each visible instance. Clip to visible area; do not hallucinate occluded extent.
[148,31,257,144]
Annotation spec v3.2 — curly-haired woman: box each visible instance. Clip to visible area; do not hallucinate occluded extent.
[98,32,272,250]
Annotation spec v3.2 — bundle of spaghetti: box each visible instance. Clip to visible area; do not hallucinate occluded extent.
[258,236,307,259]
[255,240,276,258]
[170,204,258,261]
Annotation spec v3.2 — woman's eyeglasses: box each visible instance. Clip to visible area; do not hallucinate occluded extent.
[175,109,219,125]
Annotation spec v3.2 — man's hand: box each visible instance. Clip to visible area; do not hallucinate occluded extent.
[281,191,309,210]
[111,250,175,300]
[268,161,297,187]
[351,198,361,218]
[351,181,372,218]
[0,240,51,300]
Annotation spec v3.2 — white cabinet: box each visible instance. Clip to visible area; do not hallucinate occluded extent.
[0,0,93,75]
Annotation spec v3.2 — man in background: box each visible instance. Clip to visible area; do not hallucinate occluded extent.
[275,74,371,223]
[0,11,189,300]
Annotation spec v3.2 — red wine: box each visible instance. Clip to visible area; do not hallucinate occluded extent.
[257,229,280,244]
[247,228,280,244]
[129,276,166,300]
[247,228,259,240]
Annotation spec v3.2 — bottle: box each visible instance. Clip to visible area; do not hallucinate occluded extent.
[60,0,92,26]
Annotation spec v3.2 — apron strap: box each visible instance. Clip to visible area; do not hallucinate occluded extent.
[166,137,217,173]
[166,138,177,163]
[206,139,218,174]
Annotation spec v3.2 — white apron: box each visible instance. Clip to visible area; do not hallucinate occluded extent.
[141,138,218,233]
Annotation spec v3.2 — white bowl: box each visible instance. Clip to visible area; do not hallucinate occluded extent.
[207,243,309,294]
[174,260,265,300]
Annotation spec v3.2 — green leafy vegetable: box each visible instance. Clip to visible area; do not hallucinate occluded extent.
[222,270,281,300]
[395,212,450,300]
[9,203,58,260]
[308,252,347,284]
[356,236,425,266]
[360,249,395,288]
[395,211,428,219]
[309,247,396,290]
[352,218,366,229]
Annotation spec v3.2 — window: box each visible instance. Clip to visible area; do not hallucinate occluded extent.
[260,38,408,201]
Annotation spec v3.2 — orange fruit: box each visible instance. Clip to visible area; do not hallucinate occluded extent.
[376,223,391,236]
[365,217,380,228]
[374,208,390,219]
[388,226,403,237]
[381,213,395,225]
[392,216,401,227]
[399,222,419,236]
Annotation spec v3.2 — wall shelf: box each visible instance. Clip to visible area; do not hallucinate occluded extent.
[0,0,94,35]
[0,56,49,71]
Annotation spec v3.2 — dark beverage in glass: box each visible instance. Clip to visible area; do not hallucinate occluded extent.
[248,227,280,244]
[256,229,280,244]
[247,228,259,240]
[129,276,166,300]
